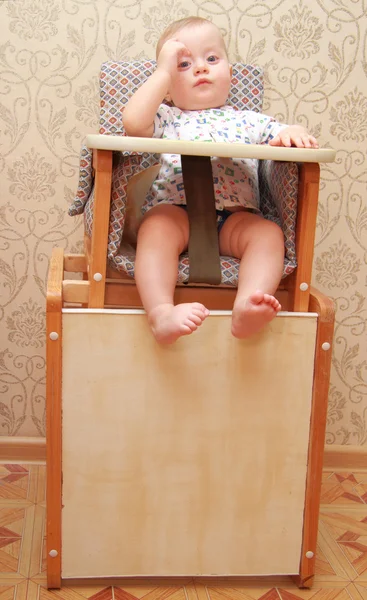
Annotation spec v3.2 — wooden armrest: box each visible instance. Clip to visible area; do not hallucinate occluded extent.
[86,135,336,164]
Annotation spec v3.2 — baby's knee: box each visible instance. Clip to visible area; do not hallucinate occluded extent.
[142,204,187,227]
[263,218,284,243]
[139,205,189,246]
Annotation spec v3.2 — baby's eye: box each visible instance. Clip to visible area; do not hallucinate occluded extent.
[207,55,218,63]
[178,60,191,68]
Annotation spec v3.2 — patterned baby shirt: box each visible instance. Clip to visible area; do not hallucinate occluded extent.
[143,104,288,214]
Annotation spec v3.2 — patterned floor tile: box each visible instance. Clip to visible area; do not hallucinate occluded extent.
[0,465,40,504]
[34,581,114,599]
[21,580,38,600]
[0,505,35,578]
[355,582,367,598]
[318,511,367,581]
[36,466,46,505]
[180,584,199,600]
[355,487,367,505]
[115,586,187,600]
[138,588,188,600]
[321,473,367,506]
[197,584,358,600]
[0,580,28,599]
[277,585,356,600]
[112,584,156,599]
[193,581,298,600]
[204,585,280,600]
[113,584,188,599]
[315,534,342,578]
[113,589,140,600]
[29,505,46,579]
[0,466,30,502]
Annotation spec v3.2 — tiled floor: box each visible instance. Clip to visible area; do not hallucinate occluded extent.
[0,463,366,600]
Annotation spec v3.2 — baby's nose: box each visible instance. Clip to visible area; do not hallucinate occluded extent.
[194,62,209,74]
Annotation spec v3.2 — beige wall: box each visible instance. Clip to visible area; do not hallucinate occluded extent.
[0,0,366,443]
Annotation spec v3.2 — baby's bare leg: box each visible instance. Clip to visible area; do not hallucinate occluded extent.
[135,204,209,344]
[219,211,285,338]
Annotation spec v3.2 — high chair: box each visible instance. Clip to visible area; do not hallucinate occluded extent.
[46,61,336,589]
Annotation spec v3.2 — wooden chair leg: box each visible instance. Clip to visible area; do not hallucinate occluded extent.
[287,163,320,312]
[88,149,113,308]
[293,287,335,588]
[46,247,64,589]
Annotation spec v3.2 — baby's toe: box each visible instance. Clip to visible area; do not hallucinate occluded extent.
[184,319,198,331]
[193,303,209,316]
[189,313,203,326]
[192,309,206,322]
[180,323,192,333]
[263,294,273,305]
[264,295,280,310]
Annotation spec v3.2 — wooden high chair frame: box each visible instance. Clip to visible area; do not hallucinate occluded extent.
[46,137,335,589]
[60,138,334,313]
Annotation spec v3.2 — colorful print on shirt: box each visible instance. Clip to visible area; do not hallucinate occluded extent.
[143,104,288,214]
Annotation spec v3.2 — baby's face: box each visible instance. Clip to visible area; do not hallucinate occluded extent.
[165,23,232,111]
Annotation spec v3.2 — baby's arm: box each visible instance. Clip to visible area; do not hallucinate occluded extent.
[123,40,189,138]
[269,125,318,148]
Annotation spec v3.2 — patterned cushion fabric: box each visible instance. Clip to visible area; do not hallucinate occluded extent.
[68,61,298,285]
[99,61,264,135]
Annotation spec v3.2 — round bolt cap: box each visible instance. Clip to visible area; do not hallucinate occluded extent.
[300,282,309,291]
[93,272,103,282]
[49,332,59,341]
[305,551,314,559]
[322,342,331,351]
[49,549,58,558]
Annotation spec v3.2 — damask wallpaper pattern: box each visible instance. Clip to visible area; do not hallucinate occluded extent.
[0,0,366,443]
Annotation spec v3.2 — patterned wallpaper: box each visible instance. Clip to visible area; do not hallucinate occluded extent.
[0,0,366,443]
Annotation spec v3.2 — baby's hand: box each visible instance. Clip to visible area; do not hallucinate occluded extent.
[157,39,191,78]
[269,125,319,148]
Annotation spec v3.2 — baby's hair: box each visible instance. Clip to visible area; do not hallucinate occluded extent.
[156,16,227,58]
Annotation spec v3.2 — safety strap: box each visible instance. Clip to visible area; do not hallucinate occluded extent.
[181,155,222,285]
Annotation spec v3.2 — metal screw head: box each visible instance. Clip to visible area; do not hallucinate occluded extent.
[300,282,309,291]
[49,332,59,341]
[305,551,314,559]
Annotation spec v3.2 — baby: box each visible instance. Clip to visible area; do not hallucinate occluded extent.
[123,16,318,344]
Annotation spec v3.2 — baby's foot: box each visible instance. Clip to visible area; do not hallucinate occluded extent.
[148,302,210,344]
[231,290,281,339]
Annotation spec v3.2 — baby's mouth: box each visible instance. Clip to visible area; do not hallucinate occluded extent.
[195,79,211,86]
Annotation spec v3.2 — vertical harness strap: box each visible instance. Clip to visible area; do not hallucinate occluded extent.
[181,155,222,285]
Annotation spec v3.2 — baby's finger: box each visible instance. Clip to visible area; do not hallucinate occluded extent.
[172,39,191,55]
[300,135,312,148]
[290,135,304,147]
[269,135,281,146]
[279,134,292,147]
[309,136,319,148]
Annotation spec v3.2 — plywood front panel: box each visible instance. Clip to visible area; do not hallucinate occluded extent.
[61,311,317,578]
